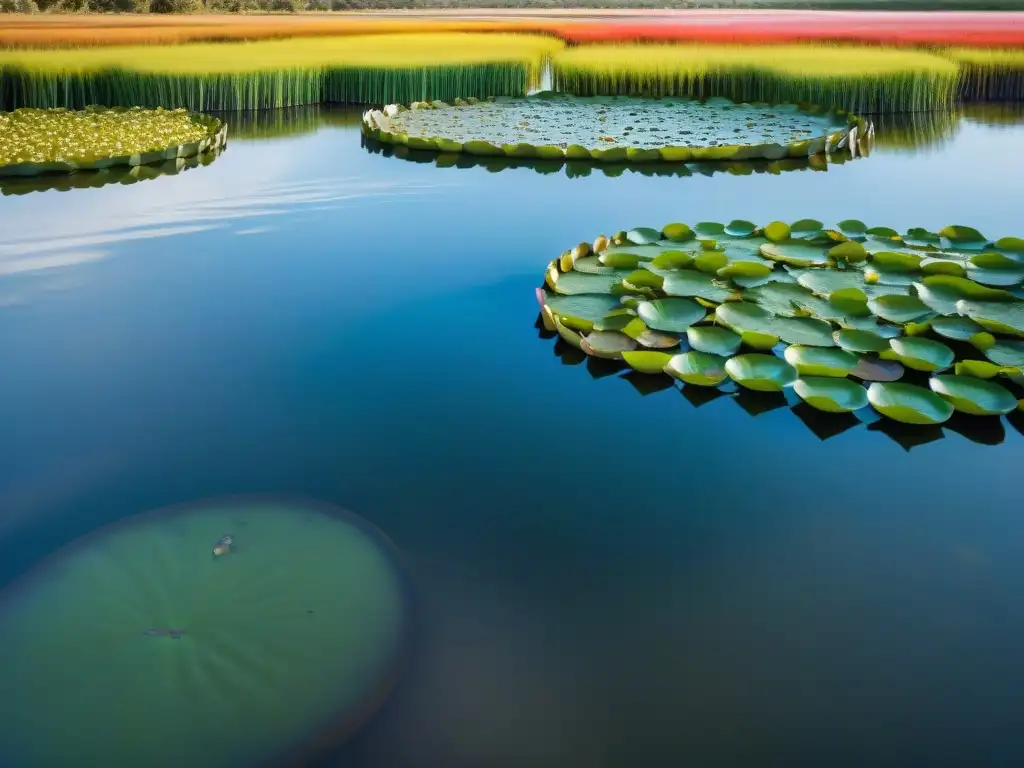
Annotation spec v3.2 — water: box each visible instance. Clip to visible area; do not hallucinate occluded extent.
[1,105,1023,768]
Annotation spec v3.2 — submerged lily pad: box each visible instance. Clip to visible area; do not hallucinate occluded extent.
[867,382,954,425]
[664,351,729,386]
[724,353,798,392]
[794,377,869,413]
[783,346,860,377]
[928,374,1018,416]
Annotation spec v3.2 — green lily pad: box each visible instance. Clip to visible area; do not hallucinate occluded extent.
[662,271,735,303]
[694,222,725,238]
[939,225,986,246]
[694,250,729,274]
[717,261,773,280]
[553,316,583,349]
[552,270,631,296]
[970,252,1019,271]
[790,219,824,240]
[867,294,932,324]
[627,227,662,245]
[542,292,621,324]
[763,221,792,243]
[887,337,955,372]
[599,252,642,269]
[635,329,682,349]
[664,351,729,386]
[716,301,835,346]
[624,270,665,290]
[724,220,757,238]
[871,251,922,272]
[838,219,867,239]
[580,330,638,359]
[965,265,1024,288]
[928,374,1018,416]
[760,242,828,268]
[725,353,798,392]
[793,376,869,413]
[828,241,869,264]
[866,226,900,241]
[956,300,1024,336]
[834,328,891,353]
[867,382,954,425]
[649,251,694,270]
[796,269,876,298]
[783,346,860,377]
[686,325,742,356]
[923,275,1015,302]
[955,360,1009,380]
[593,310,637,332]
[984,339,1024,368]
[920,258,966,277]
[662,223,694,242]
[621,350,676,374]
[969,332,997,351]
[572,256,618,275]
[740,330,781,350]
[929,316,984,341]
[636,298,706,332]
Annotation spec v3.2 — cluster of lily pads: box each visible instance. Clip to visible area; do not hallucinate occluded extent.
[539,219,1024,426]
[363,93,869,163]
[0,106,227,178]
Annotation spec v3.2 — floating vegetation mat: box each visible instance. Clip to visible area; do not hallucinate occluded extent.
[551,44,961,114]
[0,145,222,197]
[538,220,1024,432]
[0,496,411,767]
[364,93,867,163]
[0,106,225,178]
[0,34,560,112]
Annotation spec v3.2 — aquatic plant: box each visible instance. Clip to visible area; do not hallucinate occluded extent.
[538,219,1024,429]
[551,44,961,113]
[0,106,225,178]
[948,47,1024,102]
[0,496,411,767]
[363,93,868,164]
[0,34,562,111]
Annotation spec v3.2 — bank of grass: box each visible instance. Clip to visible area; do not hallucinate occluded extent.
[947,47,1024,101]
[552,43,960,113]
[0,33,562,110]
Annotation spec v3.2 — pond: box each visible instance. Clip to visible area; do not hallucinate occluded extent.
[1,104,1023,767]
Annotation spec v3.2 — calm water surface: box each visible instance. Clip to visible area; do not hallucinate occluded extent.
[1,106,1024,768]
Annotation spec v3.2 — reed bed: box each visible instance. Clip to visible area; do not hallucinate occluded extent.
[0,33,561,111]
[947,48,1024,102]
[2,12,1023,50]
[552,44,960,113]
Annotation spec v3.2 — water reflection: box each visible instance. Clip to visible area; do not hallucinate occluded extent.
[0,147,223,197]
[539,315,1024,451]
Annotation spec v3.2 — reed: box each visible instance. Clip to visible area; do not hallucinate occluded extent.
[0,33,562,111]
[551,43,961,113]
[947,48,1024,102]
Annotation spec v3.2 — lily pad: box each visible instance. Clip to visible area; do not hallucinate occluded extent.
[866,226,900,241]
[552,270,631,296]
[635,329,683,349]
[662,223,694,242]
[580,331,637,360]
[599,252,642,270]
[790,219,824,240]
[851,357,905,382]
[542,293,621,324]
[837,219,867,239]
[956,300,1024,336]
[984,339,1024,368]
[635,298,706,332]
[664,351,729,386]
[887,337,955,372]
[694,222,725,238]
[867,382,954,425]
[686,325,742,356]
[725,220,757,238]
[793,376,869,413]
[716,301,835,347]
[828,241,869,264]
[928,374,1018,416]
[649,251,694,270]
[694,250,729,274]
[725,353,798,392]
[965,265,1024,288]
[627,227,662,245]
[867,294,932,324]
[929,316,984,341]
[970,252,1019,271]
[783,346,860,377]
[662,271,735,303]
[553,316,584,349]
[920,258,966,277]
[621,350,676,375]
[939,225,986,246]
[760,242,828,268]
[718,261,773,280]
[955,360,1009,380]
[871,251,922,272]
[833,328,890,353]
[763,221,792,243]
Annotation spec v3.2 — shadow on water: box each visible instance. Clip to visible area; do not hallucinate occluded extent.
[538,316,1024,452]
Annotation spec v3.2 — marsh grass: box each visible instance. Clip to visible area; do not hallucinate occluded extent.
[947,48,1024,101]
[552,43,961,113]
[0,33,562,111]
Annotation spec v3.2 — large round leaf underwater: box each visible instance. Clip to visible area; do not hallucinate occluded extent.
[928,375,1019,416]
[724,353,798,392]
[794,377,870,413]
[0,497,411,768]
[867,382,955,425]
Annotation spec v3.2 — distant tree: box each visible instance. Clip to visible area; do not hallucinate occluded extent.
[0,0,40,10]
[151,0,203,11]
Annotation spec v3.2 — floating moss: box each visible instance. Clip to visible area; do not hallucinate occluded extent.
[0,497,411,767]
